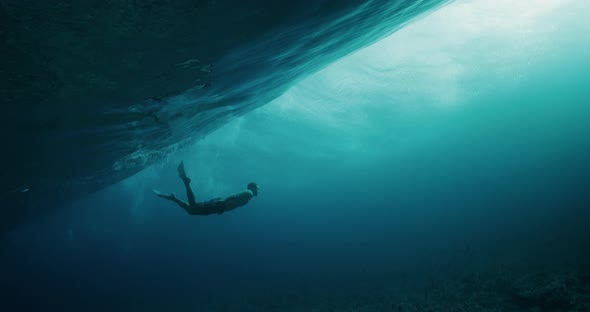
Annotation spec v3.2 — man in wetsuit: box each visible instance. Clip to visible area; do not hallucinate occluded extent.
[153,161,259,215]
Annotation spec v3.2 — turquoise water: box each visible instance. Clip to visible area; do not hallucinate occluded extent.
[3,1,590,310]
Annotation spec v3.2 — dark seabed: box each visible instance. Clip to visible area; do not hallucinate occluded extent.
[1,0,590,311]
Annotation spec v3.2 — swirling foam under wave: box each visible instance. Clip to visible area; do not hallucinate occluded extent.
[0,0,450,231]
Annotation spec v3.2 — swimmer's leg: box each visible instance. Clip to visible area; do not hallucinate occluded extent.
[153,189,190,211]
[182,174,198,208]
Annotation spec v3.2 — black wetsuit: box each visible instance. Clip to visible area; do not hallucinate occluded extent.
[191,190,255,215]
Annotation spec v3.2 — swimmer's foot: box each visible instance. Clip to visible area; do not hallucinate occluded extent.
[152,189,176,200]
[177,160,191,184]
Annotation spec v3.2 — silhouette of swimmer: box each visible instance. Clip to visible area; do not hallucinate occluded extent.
[153,161,259,215]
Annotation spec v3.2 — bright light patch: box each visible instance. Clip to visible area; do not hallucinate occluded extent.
[183,0,588,171]
[278,0,574,113]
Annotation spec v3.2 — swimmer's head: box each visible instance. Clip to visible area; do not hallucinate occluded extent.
[247,182,259,196]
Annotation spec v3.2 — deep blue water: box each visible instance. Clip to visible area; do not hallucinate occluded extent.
[2,1,590,311]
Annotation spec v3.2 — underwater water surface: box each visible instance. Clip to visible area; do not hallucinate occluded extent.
[2,0,590,311]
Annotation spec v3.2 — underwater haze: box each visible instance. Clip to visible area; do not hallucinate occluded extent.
[2,0,590,311]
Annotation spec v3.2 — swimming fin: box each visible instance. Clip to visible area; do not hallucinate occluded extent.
[152,189,175,200]
[177,161,191,183]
